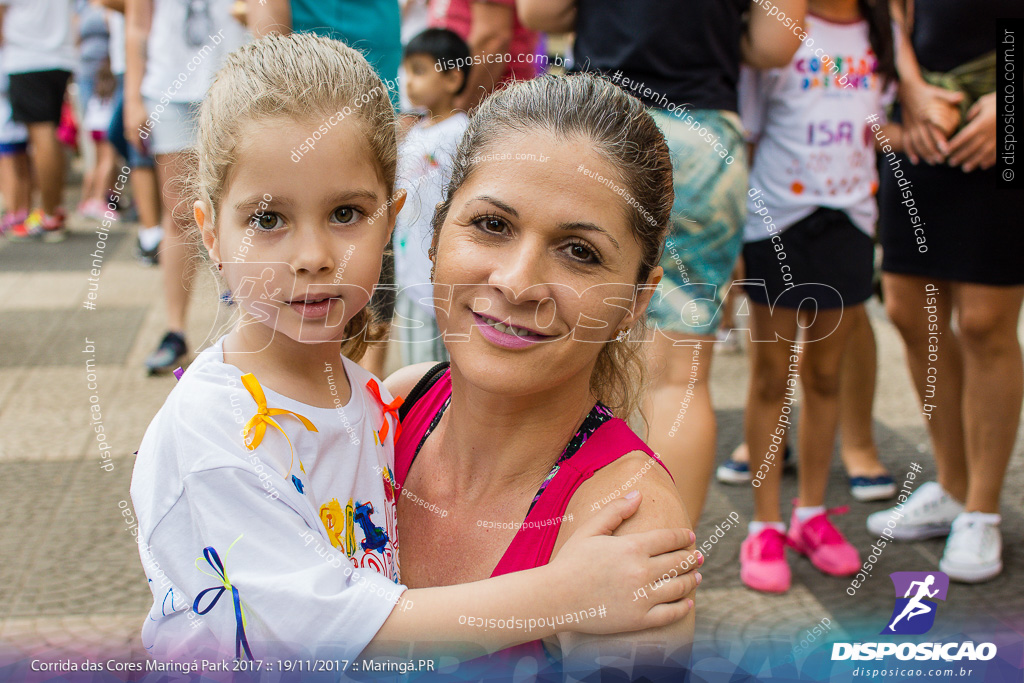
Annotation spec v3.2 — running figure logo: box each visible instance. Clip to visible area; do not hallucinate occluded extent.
[882,571,950,635]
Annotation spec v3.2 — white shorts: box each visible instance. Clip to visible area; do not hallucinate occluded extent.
[0,92,28,146]
[142,98,199,155]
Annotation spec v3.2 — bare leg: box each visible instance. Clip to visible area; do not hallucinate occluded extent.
[797,305,857,507]
[953,283,1024,513]
[89,140,118,204]
[155,152,194,333]
[26,122,65,214]
[838,306,888,477]
[0,152,30,213]
[882,273,966,501]
[644,331,717,526]
[745,303,800,522]
[132,165,161,228]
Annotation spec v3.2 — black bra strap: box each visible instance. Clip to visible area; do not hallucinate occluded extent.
[397,362,451,423]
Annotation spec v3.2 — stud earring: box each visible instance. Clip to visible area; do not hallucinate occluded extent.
[615,328,629,343]
[216,263,223,271]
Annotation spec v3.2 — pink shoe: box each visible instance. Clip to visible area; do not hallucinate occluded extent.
[787,505,861,576]
[740,527,792,593]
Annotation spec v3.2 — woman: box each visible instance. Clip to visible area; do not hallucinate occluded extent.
[519,0,806,525]
[868,0,1024,583]
[385,74,697,676]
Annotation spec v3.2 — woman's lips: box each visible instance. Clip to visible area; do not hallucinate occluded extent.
[472,311,553,349]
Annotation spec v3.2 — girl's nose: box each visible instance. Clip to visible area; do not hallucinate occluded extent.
[291,225,337,276]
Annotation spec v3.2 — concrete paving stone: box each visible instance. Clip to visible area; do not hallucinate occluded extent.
[0,307,146,368]
[88,263,163,309]
[0,233,128,273]
[4,456,151,619]
[0,272,91,312]
[0,366,129,463]
[0,615,143,662]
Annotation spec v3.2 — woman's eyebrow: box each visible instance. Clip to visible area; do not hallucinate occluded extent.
[557,220,621,251]
[474,195,519,218]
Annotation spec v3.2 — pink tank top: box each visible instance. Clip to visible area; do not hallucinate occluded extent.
[395,367,671,668]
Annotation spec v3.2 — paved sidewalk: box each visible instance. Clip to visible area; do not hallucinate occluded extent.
[0,187,1022,669]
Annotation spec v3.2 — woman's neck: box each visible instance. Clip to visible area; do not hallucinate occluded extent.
[435,361,599,499]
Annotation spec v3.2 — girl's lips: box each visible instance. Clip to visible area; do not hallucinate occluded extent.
[288,297,337,319]
[472,312,552,349]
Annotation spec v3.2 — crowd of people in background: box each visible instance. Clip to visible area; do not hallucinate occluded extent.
[1,0,1021,599]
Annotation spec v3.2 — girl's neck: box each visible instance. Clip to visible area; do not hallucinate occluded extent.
[809,0,861,22]
[435,361,599,499]
[222,318,349,406]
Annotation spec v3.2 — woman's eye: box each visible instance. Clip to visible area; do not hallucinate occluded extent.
[475,216,507,234]
[253,212,282,231]
[566,241,600,264]
[331,206,360,224]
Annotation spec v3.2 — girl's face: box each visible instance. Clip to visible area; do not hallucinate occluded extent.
[433,132,662,398]
[198,115,401,347]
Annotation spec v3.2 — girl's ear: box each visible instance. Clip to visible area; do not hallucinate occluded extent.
[195,200,220,263]
[627,266,663,328]
[386,189,407,241]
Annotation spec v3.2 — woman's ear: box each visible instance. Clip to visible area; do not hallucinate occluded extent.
[195,200,220,263]
[628,266,663,327]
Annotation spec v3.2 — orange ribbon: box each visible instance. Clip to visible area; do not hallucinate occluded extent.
[241,373,318,477]
[366,379,403,443]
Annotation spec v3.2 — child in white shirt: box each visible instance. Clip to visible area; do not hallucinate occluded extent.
[394,28,471,365]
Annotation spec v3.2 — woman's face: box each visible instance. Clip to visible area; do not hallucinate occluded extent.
[433,132,662,398]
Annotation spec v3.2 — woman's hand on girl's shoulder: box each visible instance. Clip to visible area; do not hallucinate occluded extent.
[383,362,440,402]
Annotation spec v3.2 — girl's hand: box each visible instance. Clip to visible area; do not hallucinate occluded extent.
[947,92,998,173]
[124,97,149,153]
[549,492,699,635]
[899,78,963,165]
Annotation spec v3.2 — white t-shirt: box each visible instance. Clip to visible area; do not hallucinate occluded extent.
[0,0,76,74]
[108,10,126,77]
[140,0,248,103]
[739,14,888,243]
[131,336,404,662]
[394,112,468,316]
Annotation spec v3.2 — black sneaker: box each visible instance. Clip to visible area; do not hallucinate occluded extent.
[146,331,188,376]
[136,233,160,266]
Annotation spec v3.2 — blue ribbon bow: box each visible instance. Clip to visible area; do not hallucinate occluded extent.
[193,536,253,661]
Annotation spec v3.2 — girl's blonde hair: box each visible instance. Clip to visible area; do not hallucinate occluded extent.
[190,32,397,361]
[431,74,673,419]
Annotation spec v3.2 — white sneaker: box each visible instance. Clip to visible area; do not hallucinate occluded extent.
[865,481,963,540]
[940,512,1002,583]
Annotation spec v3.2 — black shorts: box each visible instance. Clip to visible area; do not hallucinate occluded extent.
[743,207,874,310]
[9,70,72,124]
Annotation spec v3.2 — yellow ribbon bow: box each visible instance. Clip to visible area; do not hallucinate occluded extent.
[240,373,318,477]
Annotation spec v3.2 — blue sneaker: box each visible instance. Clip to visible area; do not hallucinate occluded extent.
[145,331,188,376]
[849,474,897,502]
[717,445,794,484]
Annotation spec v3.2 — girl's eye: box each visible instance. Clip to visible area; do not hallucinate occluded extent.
[252,212,282,231]
[474,215,508,235]
[331,206,360,224]
[565,240,601,265]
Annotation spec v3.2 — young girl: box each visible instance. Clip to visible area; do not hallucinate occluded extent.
[130,33,697,663]
[736,0,897,593]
